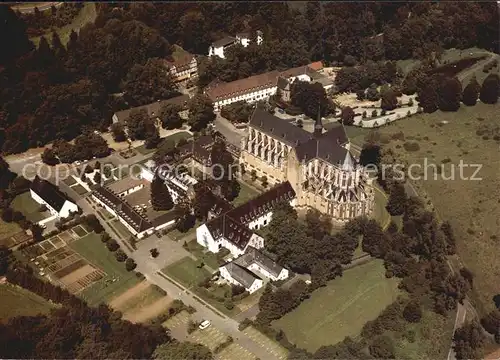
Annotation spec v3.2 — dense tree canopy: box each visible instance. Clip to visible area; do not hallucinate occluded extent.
[479,73,500,104]
[1,2,498,155]
[121,57,179,107]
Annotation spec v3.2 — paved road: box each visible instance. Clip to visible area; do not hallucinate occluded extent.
[457,51,500,83]
[214,115,245,148]
[135,266,281,360]
[9,2,63,13]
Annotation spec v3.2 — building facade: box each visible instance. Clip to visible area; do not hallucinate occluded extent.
[30,176,79,219]
[195,181,296,257]
[165,54,198,83]
[240,108,375,224]
[208,31,263,59]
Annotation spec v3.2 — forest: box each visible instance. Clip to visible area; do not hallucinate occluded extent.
[0,2,498,155]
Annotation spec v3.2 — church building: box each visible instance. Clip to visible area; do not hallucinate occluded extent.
[239,107,375,224]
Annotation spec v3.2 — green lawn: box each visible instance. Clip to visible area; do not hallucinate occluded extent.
[30,3,97,47]
[168,220,200,242]
[0,284,56,321]
[136,131,193,155]
[184,240,221,270]
[344,103,500,315]
[0,218,22,241]
[232,181,260,206]
[273,259,400,352]
[68,232,140,305]
[162,256,211,288]
[111,218,133,238]
[373,185,391,230]
[11,192,50,223]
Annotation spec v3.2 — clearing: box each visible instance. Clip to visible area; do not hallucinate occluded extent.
[273,259,399,352]
[109,281,172,324]
[346,102,500,315]
[0,283,56,321]
[68,232,140,305]
[30,3,97,46]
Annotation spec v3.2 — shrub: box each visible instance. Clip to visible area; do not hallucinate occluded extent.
[371,110,378,118]
[239,318,252,331]
[106,239,120,252]
[115,249,128,262]
[125,258,137,271]
[187,320,197,334]
[403,142,420,152]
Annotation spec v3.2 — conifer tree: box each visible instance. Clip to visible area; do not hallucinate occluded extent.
[479,73,500,104]
[151,175,174,211]
[462,76,480,106]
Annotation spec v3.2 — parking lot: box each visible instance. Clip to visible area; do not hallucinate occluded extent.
[216,343,256,360]
[242,326,288,360]
[161,309,286,360]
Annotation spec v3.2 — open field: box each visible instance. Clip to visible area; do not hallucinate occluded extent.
[274,259,399,352]
[162,256,211,288]
[0,283,56,321]
[11,192,50,223]
[30,3,97,46]
[109,281,173,323]
[136,131,193,155]
[346,103,500,314]
[68,232,140,305]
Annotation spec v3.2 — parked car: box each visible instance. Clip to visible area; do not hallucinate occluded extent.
[278,109,285,114]
[199,320,211,330]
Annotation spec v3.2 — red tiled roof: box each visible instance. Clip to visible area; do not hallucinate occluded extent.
[308,61,324,71]
[205,71,280,102]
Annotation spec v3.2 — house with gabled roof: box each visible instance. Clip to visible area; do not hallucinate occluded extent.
[196,181,296,257]
[30,176,79,219]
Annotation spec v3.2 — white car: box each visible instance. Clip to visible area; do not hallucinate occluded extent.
[199,320,211,330]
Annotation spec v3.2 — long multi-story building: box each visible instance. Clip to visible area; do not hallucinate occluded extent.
[205,65,334,112]
[239,107,375,224]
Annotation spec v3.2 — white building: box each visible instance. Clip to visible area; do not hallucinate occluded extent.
[91,178,178,239]
[205,65,334,112]
[208,31,263,59]
[219,247,289,294]
[205,71,280,112]
[30,176,79,219]
[196,181,296,257]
